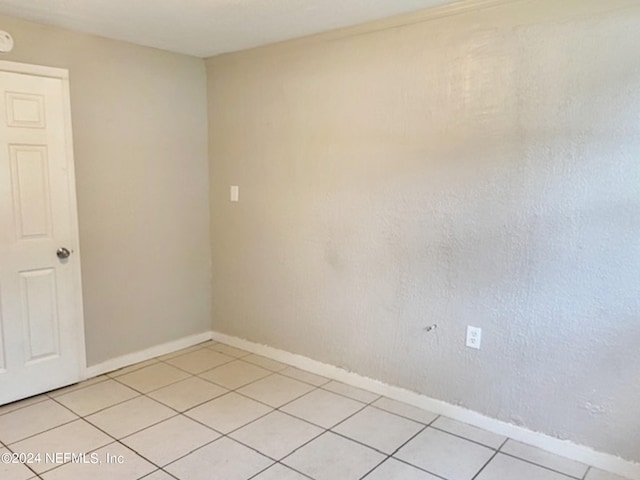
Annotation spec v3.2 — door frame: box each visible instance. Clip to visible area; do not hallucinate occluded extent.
[0,60,87,384]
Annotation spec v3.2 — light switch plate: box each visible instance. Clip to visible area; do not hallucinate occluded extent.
[0,31,13,53]
[230,185,239,202]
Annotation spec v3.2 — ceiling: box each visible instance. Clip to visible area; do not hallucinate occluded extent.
[0,0,456,57]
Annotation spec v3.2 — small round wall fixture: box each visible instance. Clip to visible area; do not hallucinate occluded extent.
[0,30,14,53]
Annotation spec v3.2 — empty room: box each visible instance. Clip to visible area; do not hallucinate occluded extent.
[0,0,638,479]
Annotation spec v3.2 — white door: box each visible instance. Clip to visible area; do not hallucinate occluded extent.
[0,62,85,405]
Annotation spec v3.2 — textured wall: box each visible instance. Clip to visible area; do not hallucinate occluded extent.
[207,0,640,462]
[0,15,211,365]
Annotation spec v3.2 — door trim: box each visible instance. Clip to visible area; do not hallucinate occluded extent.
[0,60,87,382]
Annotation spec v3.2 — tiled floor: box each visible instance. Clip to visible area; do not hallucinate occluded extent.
[0,341,632,480]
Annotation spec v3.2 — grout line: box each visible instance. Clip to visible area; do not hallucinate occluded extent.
[319,383,382,404]
[161,469,181,480]
[470,437,510,480]
[4,417,80,448]
[498,438,586,478]
[278,366,333,386]
[240,463,277,480]
[153,343,213,361]
[393,455,463,480]
[56,386,144,417]
[0,395,50,417]
[242,461,278,480]
[358,456,389,480]
[498,451,584,479]
[428,424,503,451]
[138,468,180,480]
[108,370,195,397]
[367,399,439,426]
[156,434,225,471]
[155,353,237,376]
[146,385,229,413]
[359,457,392,480]
[47,375,111,399]
[106,358,161,379]
[276,393,369,431]
[246,461,315,480]
[359,414,447,480]
[204,342,253,359]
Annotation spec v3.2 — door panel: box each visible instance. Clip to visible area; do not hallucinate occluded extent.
[5,91,46,128]
[10,145,52,238]
[20,268,60,363]
[0,65,84,405]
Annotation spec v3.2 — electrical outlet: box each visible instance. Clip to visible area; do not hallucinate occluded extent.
[466,326,482,349]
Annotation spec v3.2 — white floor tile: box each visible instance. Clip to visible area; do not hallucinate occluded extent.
[586,468,634,480]
[242,354,288,372]
[140,470,176,480]
[0,399,77,444]
[55,380,139,416]
[322,381,380,403]
[85,396,175,439]
[157,345,204,361]
[47,376,109,398]
[251,463,309,480]
[395,427,494,480]
[205,343,251,358]
[237,374,315,407]
[165,437,272,480]
[122,415,219,466]
[371,397,438,425]
[164,349,234,374]
[431,416,506,449]
[231,411,323,459]
[0,394,48,415]
[107,359,159,377]
[281,388,364,428]
[284,432,385,480]
[501,440,588,478]
[0,446,36,480]
[116,363,191,393]
[147,377,227,412]
[199,360,272,389]
[364,458,440,479]
[41,442,155,480]
[333,406,423,454]
[185,392,272,433]
[280,366,330,386]
[9,420,112,473]
[476,453,572,480]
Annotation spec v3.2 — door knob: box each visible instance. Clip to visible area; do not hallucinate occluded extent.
[56,247,71,259]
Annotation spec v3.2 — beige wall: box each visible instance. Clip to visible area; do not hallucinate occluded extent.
[0,14,211,365]
[207,0,640,462]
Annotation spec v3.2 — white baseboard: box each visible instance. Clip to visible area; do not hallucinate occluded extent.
[211,330,640,480]
[85,331,212,378]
